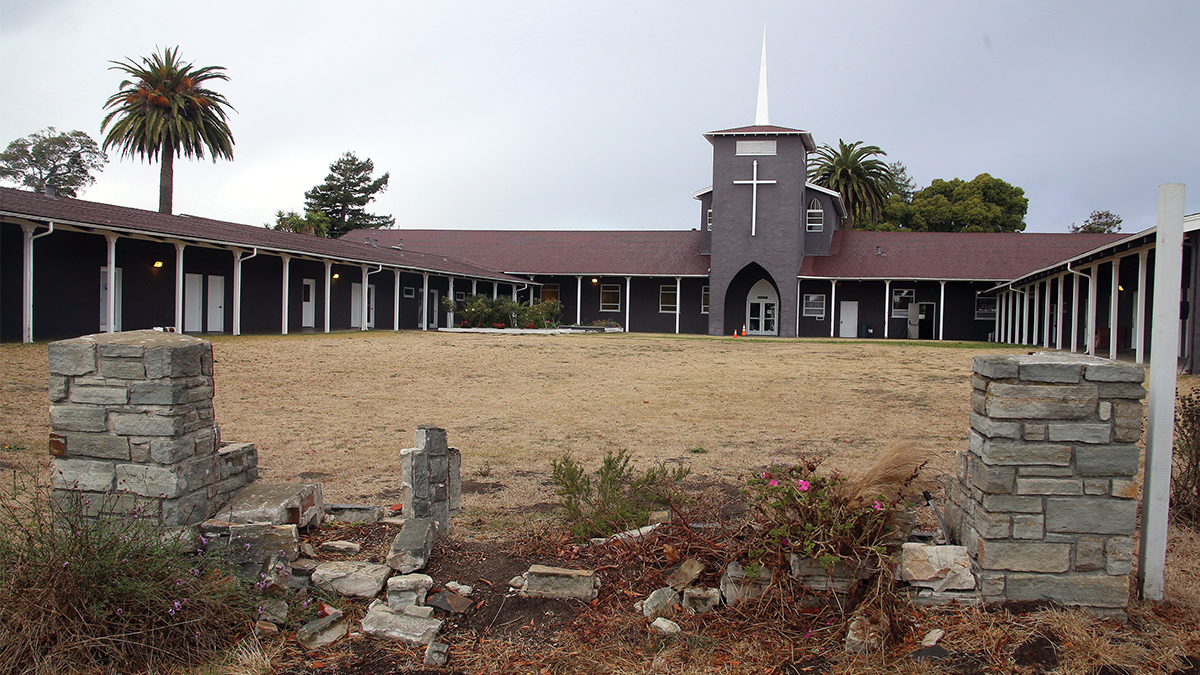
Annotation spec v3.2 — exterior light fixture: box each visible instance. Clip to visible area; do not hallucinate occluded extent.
[153,261,163,268]
[1118,285,1125,291]
[591,278,598,283]
[332,273,340,279]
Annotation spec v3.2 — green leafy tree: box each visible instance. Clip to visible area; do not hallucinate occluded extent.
[101,46,235,214]
[1070,209,1122,234]
[881,173,1028,233]
[0,127,108,197]
[304,152,394,238]
[807,140,894,228]
[272,209,330,237]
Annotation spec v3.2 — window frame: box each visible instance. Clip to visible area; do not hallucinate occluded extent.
[701,285,710,314]
[806,198,824,232]
[802,293,826,319]
[403,287,416,299]
[891,288,915,318]
[600,283,621,312]
[541,283,560,303]
[659,285,678,314]
[975,296,998,321]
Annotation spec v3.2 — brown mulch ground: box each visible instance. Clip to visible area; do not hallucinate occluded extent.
[2,331,1199,674]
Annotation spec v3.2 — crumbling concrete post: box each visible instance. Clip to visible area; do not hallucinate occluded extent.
[401,426,461,530]
[47,330,257,526]
[945,352,1145,617]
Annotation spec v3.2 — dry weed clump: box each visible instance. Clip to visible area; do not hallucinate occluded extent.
[0,470,258,675]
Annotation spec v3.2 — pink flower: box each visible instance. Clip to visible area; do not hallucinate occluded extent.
[768,479,779,487]
[872,500,883,511]
[761,471,769,479]
[796,480,810,492]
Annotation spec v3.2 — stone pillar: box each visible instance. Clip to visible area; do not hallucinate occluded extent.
[945,352,1145,616]
[47,330,257,526]
[401,425,461,530]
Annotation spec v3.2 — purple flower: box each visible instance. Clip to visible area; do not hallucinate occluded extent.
[768,479,779,487]
[796,480,810,492]
[116,608,123,615]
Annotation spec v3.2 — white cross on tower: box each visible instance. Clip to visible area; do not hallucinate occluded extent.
[733,159,776,237]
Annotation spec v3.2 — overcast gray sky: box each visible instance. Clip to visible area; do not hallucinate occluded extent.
[2,0,1196,234]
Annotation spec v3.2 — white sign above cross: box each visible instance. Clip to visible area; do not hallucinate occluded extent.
[733,159,777,236]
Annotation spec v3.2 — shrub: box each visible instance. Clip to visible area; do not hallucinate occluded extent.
[449,294,563,329]
[1173,391,1200,526]
[0,471,258,674]
[551,449,690,541]
[589,319,622,329]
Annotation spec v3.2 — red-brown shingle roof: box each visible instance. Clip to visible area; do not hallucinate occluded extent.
[345,229,710,276]
[0,188,525,282]
[798,230,1131,281]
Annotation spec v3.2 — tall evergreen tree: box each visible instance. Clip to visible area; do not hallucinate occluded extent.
[1070,210,1122,234]
[304,151,394,238]
[101,46,235,214]
[807,140,894,228]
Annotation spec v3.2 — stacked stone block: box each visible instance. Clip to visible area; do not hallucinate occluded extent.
[945,352,1145,614]
[47,330,257,526]
[400,426,461,531]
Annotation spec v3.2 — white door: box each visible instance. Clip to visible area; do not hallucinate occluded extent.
[184,273,204,332]
[99,267,122,331]
[207,276,225,332]
[427,290,439,329]
[301,279,316,328]
[838,300,858,338]
[745,279,778,336]
[351,283,376,328]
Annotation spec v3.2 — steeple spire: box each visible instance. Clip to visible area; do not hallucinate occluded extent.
[754,28,769,126]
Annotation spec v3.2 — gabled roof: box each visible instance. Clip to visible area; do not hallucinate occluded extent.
[343,229,710,277]
[704,125,816,151]
[0,187,525,283]
[797,230,1129,281]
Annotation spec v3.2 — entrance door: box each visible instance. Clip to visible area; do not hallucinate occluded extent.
[745,279,778,336]
[301,279,316,328]
[427,290,439,329]
[99,267,122,331]
[351,283,376,328]
[207,276,225,332]
[918,302,936,340]
[184,274,203,332]
[838,301,858,338]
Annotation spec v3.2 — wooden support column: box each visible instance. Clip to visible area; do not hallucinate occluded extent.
[1087,265,1098,355]
[625,276,632,332]
[675,277,682,334]
[281,254,291,335]
[232,248,258,336]
[394,270,401,331]
[1110,258,1121,360]
[576,276,583,325]
[105,234,118,333]
[883,280,891,339]
[422,273,430,330]
[938,280,946,340]
[174,242,186,333]
[1136,250,1148,363]
[323,260,332,334]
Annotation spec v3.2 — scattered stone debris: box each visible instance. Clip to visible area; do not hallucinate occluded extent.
[325,503,386,524]
[844,610,885,653]
[361,603,443,644]
[222,482,324,529]
[650,617,682,635]
[428,590,473,613]
[297,611,348,651]
[789,555,874,593]
[899,543,974,592]
[424,641,450,666]
[319,539,361,554]
[446,581,473,596]
[291,558,319,576]
[719,561,772,605]
[682,586,721,614]
[640,586,681,618]
[387,573,434,610]
[312,561,392,598]
[666,558,704,589]
[387,518,437,573]
[521,564,600,601]
[589,523,659,546]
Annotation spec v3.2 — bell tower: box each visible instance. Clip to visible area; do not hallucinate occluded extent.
[704,33,818,337]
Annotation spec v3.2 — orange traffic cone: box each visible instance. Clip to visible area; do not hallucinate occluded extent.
[741,324,747,337]
[733,329,739,338]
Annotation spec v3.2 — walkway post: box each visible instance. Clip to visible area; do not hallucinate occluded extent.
[1139,183,1186,601]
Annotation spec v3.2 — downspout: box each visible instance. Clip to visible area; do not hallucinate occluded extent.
[362,264,383,330]
[233,248,258,336]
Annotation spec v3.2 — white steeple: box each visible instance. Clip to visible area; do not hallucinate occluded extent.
[754,29,769,126]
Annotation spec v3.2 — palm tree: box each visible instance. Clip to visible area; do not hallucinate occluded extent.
[101,47,234,214]
[807,140,893,228]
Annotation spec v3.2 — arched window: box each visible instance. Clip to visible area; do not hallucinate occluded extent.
[806,199,824,232]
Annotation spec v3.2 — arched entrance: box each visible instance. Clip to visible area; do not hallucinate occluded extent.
[745,278,778,336]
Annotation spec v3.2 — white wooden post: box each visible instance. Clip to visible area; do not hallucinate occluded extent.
[323,260,332,334]
[1110,257,1121,360]
[1140,183,1186,601]
[1056,274,1065,349]
[625,276,632,331]
[448,277,455,327]
[1031,282,1040,346]
[105,234,117,333]
[1136,250,1149,363]
[394,271,401,331]
[1087,265,1098,355]
[829,280,837,338]
[281,254,291,335]
[938,280,946,340]
[174,242,186,333]
[232,248,258,336]
[576,276,583,325]
[883,280,891,339]
[1071,271,1081,352]
[422,273,430,330]
[675,276,682,334]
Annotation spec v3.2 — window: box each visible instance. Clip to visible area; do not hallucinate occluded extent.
[701,286,710,314]
[736,140,777,155]
[706,208,713,231]
[403,287,416,299]
[975,296,998,320]
[542,284,560,302]
[455,291,466,301]
[600,284,621,312]
[891,288,915,318]
[659,285,678,313]
[803,294,826,319]
[806,199,824,232]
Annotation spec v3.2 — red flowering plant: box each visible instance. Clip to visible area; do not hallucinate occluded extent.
[743,444,927,573]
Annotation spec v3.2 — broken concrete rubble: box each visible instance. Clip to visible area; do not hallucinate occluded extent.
[682,587,721,614]
[319,540,361,554]
[641,587,681,618]
[720,561,772,605]
[387,573,434,610]
[650,617,682,635]
[521,564,600,601]
[220,482,323,528]
[325,503,385,524]
[312,561,392,598]
[387,518,437,573]
[899,543,975,592]
[297,612,348,651]
[361,603,443,645]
